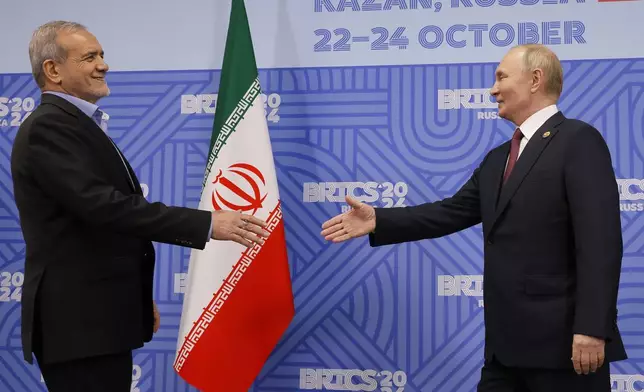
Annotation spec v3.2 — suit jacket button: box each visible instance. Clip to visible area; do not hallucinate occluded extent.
[487,239,493,245]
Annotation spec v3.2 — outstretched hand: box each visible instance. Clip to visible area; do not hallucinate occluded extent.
[321,196,376,243]
[211,210,269,247]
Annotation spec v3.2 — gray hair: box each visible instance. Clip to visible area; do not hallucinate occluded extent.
[29,21,87,88]
[513,44,564,99]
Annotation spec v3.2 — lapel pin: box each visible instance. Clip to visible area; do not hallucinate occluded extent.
[542,131,551,138]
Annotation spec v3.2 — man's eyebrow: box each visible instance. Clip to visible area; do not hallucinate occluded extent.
[82,50,104,58]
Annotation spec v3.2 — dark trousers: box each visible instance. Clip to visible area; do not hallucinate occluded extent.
[37,351,133,392]
[477,356,611,392]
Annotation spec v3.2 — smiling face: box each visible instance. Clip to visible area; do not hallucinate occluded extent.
[490,48,536,126]
[42,29,109,103]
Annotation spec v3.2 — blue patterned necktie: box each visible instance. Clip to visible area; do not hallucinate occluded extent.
[92,108,109,133]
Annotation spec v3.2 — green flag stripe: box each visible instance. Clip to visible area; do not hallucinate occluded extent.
[204,0,259,188]
[202,77,261,188]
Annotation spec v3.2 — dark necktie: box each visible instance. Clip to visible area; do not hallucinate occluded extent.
[503,128,523,184]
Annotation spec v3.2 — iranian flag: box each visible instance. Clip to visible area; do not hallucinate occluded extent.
[174,0,295,390]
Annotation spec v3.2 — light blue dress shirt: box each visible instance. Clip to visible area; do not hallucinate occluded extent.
[43,91,212,242]
[46,91,98,119]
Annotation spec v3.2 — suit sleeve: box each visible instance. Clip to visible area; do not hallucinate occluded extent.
[368,154,487,247]
[565,125,622,340]
[27,114,212,249]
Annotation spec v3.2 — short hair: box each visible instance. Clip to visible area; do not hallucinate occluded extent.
[28,21,87,88]
[514,44,564,99]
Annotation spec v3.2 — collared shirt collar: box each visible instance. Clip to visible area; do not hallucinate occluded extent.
[517,104,559,141]
[44,91,100,119]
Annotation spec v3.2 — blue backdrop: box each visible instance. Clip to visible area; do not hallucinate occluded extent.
[1,0,643,391]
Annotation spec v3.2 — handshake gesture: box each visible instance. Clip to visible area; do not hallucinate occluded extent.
[211,210,270,247]
[210,195,376,248]
[321,196,377,242]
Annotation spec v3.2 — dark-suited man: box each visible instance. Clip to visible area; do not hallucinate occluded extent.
[11,21,269,392]
[321,44,627,391]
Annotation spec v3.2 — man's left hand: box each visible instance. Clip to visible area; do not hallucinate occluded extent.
[153,301,160,333]
[572,334,605,375]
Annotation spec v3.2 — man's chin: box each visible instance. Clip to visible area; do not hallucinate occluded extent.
[91,87,110,101]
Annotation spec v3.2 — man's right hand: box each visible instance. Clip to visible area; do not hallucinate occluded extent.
[321,196,376,243]
[211,210,269,247]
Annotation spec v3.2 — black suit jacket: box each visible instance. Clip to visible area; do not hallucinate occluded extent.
[369,111,627,368]
[10,94,211,364]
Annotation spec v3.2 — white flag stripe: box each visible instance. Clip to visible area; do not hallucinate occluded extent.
[176,83,281,355]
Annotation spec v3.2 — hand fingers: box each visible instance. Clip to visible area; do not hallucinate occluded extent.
[325,228,350,242]
[231,233,253,248]
[321,223,344,237]
[153,311,160,333]
[589,352,599,373]
[242,222,270,238]
[572,349,582,375]
[321,215,343,230]
[331,233,354,243]
[345,196,362,208]
[581,351,591,375]
[597,352,605,369]
[242,214,267,228]
[236,227,266,246]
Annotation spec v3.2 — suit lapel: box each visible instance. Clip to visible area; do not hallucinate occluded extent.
[117,146,142,193]
[489,112,566,229]
[106,135,141,193]
[79,115,140,193]
[42,94,140,193]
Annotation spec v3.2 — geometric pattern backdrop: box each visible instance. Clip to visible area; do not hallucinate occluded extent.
[1,59,643,391]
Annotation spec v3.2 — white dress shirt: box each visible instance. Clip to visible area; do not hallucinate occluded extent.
[515,104,559,158]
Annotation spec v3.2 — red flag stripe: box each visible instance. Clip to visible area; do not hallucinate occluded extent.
[174,202,295,382]
[174,203,294,390]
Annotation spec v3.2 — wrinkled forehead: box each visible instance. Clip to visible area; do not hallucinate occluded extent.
[56,30,102,57]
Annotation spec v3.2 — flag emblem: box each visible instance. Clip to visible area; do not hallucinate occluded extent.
[211,163,267,215]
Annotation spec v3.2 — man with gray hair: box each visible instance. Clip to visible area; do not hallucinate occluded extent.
[321,44,627,391]
[11,21,269,391]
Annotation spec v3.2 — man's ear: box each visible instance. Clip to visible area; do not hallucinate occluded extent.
[42,59,63,85]
[530,68,544,94]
